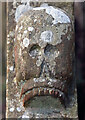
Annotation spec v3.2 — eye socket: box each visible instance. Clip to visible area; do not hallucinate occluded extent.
[29,44,41,58]
[44,44,57,56]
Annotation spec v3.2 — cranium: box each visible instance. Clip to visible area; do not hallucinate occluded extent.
[15,5,75,107]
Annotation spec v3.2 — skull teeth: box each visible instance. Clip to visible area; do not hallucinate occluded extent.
[22,87,64,106]
[22,88,63,97]
[20,78,64,99]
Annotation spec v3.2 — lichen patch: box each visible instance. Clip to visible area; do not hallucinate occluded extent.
[40,31,53,43]
[33,6,71,25]
[23,38,29,47]
[15,3,71,25]
[28,27,34,31]
[9,107,15,112]
[9,66,14,71]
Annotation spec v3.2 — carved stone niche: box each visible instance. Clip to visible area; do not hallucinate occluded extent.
[7,2,77,119]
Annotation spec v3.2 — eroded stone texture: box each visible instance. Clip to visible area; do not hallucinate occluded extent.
[6,1,77,119]
[15,5,74,107]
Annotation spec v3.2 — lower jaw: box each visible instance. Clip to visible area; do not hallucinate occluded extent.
[21,87,65,107]
[24,96,64,109]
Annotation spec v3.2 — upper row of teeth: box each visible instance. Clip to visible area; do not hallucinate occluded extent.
[23,87,64,98]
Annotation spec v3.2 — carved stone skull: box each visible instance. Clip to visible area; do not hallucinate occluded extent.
[15,5,75,107]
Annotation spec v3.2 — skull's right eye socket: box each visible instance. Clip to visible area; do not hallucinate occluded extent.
[29,44,41,58]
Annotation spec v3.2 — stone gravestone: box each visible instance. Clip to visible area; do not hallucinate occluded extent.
[6,1,78,118]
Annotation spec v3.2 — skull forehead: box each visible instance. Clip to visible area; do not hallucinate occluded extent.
[16,8,72,49]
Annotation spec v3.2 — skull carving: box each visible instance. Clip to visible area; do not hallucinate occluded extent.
[15,5,75,107]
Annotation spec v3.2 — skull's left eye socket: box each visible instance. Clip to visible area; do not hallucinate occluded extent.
[44,44,57,56]
[29,44,41,58]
